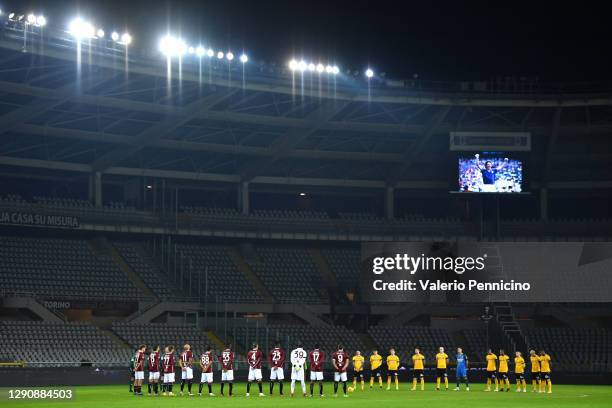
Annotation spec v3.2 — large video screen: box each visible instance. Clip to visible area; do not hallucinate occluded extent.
[458,152,523,193]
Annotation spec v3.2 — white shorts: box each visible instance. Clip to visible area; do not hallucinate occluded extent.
[149,372,160,381]
[181,367,193,380]
[334,372,348,382]
[248,368,263,381]
[291,366,305,381]
[310,371,323,381]
[134,371,144,380]
[221,370,234,382]
[163,373,175,383]
[270,368,284,380]
[200,372,213,383]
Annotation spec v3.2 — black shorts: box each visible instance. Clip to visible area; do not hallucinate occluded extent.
[387,369,398,377]
[487,371,497,379]
[436,368,447,378]
[515,373,525,381]
[497,372,509,380]
[541,372,551,380]
[531,372,541,381]
[354,370,364,378]
[413,369,424,379]
[371,367,381,377]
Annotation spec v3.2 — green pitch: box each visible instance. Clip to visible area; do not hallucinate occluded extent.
[4,384,612,408]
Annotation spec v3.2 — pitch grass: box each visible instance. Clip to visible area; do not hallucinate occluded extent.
[3,384,612,408]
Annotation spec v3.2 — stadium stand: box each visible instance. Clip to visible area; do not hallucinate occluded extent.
[234,324,367,361]
[112,241,180,300]
[320,247,360,288]
[462,329,489,362]
[0,236,141,299]
[111,323,226,361]
[176,244,263,303]
[368,326,456,363]
[247,246,327,304]
[0,321,131,367]
[526,328,611,372]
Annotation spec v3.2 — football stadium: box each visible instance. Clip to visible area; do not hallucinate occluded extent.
[0,2,611,407]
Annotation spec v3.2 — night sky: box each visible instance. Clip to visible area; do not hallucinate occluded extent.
[3,0,612,82]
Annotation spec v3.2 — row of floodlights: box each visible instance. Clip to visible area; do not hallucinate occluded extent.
[4,10,47,27]
[288,59,375,78]
[1,11,375,77]
[158,35,248,63]
[68,17,131,45]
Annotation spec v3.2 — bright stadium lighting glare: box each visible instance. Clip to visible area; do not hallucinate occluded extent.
[316,63,324,73]
[308,63,315,72]
[121,32,132,45]
[196,46,205,57]
[240,54,248,63]
[365,68,374,78]
[27,14,36,24]
[288,59,298,71]
[8,13,15,19]
[111,31,119,41]
[159,35,186,57]
[68,18,95,40]
[206,48,214,57]
[188,46,195,54]
[325,65,333,73]
[217,51,224,59]
[36,15,46,27]
[226,52,234,61]
[298,60,307,72]
[332,66,339,75]
[96,29,104,38]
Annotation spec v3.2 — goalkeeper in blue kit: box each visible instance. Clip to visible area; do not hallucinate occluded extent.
[454,347,470,391]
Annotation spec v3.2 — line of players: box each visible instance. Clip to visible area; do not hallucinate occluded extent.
[130,342,553,397]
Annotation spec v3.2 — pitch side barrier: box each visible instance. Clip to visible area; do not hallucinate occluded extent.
[0,363,607,387]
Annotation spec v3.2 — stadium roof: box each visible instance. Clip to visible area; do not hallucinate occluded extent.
[1,22,612,191]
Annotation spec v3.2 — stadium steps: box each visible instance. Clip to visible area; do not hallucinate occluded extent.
[206,330,233,352]
[2,296,64,322]
[356,332,378,352]
[493,302,527,353]
[226,246,275,303]
[308,248,338,288]
[105,240,157,300]
[98,327,132,350]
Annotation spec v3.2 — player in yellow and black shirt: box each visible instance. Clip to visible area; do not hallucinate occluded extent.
[434,347,449,391]
[386,348,400,390]
[411,348,425,391]
[529,350,541,392]
[352,350,365,391]
[369,349,383,388]
[485,349,499,391]
[539,350,552,394]
[514,351,527,392]
[497,349,511,392]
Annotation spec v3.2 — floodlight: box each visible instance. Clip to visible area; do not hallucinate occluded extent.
[298,60,307,72]
[8,13,15,19]
[121,32,132,45]
[365,68,374,78]
[325,65,333,73]
[240,54,248,63]
[188,46,195,54]
[308,63,315,72]
[332,66,339,75]
[196,46,205,57]
[96,29,105,38]
[27,14,36,24]
[217,51,224,59]
[36,15,47,27]
[288,59,298,71]
[206,48,214,57]
[226,52,234,61]
[316,64,324,73]
[159,35,186,57]
[68,18,95,40]
[111,31,119,41]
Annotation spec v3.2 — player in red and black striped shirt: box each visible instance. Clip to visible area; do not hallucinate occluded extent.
[147,346,161,396]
